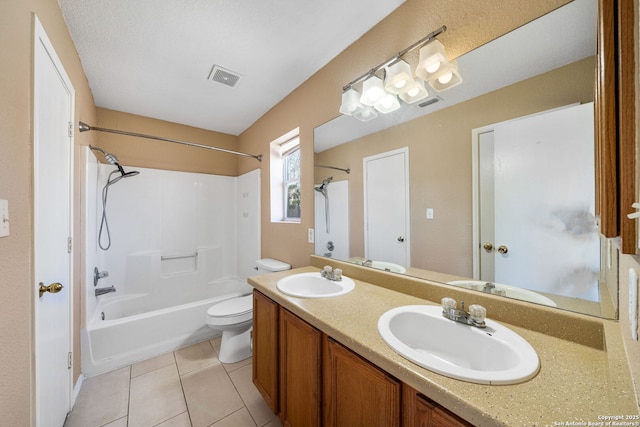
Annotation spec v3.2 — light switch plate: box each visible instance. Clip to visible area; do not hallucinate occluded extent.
[629,268,638,341]
[0,199,9,237]
[308,228,315,244]
[426,208,434,220]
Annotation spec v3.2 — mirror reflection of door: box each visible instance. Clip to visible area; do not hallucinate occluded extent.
[476,103,600,301]
[363,148,410,266]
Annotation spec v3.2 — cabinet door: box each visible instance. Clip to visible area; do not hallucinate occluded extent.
[280,308,321,427]
[323,336,400,427]
[252,290,279,413]
[403,384,473,427]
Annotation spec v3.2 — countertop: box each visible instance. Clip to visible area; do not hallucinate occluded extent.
[248,265,639,427]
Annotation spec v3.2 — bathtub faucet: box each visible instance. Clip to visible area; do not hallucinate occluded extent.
[95,286,116,297]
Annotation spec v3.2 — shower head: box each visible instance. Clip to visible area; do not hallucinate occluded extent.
[90,145,140,184]
[315,176,333,197]
[90,145,119,165]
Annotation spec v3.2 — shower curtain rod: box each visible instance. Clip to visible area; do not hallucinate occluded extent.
[314,164,351,174]
[78,122,262,162]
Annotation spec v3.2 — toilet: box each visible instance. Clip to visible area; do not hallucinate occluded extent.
[207,258,291,363]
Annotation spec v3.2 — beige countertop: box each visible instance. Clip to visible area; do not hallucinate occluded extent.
[249,264,639,427]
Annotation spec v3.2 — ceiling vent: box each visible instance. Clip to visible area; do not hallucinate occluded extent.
[208,65,241,88]
[418,96,443,108]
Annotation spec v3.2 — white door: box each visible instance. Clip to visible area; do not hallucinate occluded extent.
[363,148,410,266]
[34,17,74,427]
[475,103,599,300]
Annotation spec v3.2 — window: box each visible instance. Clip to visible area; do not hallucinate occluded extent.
[270,129,301,223]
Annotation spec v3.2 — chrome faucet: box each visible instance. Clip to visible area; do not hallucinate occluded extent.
[95,286,116,296]
[441,297,486,328]
[94,267,109,287]
[483,282,496,293]
[320,266,342,281]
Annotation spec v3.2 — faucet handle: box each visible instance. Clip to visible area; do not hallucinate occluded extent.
[468,304,487,323]
[323,265,333,273]
[441,297,457,311]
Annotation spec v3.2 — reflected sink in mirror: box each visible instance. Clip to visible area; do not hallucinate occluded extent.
[378,305,539,385]
[447,280,557,307]
[369,260,406,273]
[277,272,355,298]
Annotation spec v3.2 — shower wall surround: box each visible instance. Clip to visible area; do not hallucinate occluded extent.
[84,148,260,324]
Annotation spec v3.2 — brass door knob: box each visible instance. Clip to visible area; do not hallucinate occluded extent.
[483,242,494,251]
[39,282,63,298]
[497,245,509,254]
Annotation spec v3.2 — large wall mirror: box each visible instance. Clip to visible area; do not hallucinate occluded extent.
[313,0,619,319]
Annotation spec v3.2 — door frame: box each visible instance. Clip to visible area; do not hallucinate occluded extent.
[33,14,75,423]
[362,147,410,265]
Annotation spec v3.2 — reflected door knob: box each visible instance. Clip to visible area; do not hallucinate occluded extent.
[39,282,63,298]
[483,242,494,251]
[397,236,405,242]
[497,245,509,254]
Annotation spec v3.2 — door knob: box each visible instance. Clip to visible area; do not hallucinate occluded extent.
[397,236,405,242]
[39,282,63,298]
[497,245,509,254]
[483,242,494,251]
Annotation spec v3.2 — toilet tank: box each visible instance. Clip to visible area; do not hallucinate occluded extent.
[255,258,291,274]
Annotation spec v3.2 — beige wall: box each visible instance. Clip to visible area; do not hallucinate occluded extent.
[315,58,595,277]
[0,0,97,424]
[95,108,242,176]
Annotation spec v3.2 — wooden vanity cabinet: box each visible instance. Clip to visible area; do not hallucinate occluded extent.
[252,290,279,413]
[279,307,321,427]
[403,384,473,427]
[323,335,401,427]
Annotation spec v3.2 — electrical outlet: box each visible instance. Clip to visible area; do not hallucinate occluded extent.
[630,268,639,341]
[426,208,434,220]
[308,228,315,244]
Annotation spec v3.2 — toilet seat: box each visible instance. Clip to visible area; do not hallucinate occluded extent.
[207,295,253,326]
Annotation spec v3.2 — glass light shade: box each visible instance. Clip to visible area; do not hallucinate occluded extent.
[360,75,385,106]
[427,60,462,92]
[415,40,448,82]
[399,80,429,104]
[374,93,401,114]
[339,87,365,116]
[384,60,414,95]
[353,105,378,122]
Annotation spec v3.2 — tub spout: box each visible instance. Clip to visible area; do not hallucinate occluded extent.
[95,286,116,297]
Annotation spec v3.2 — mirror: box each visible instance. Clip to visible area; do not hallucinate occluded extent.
[313,0,619,319]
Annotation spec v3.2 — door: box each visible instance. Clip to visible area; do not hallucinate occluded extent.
[363,148,410,266]
[474,103,599,300]
[34,16,74,427]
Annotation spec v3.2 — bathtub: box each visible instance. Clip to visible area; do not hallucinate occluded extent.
[82,277,250,377]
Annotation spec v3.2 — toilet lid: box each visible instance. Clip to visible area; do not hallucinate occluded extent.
[208,295,252,317]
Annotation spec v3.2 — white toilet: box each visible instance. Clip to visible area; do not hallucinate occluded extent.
[207,258,290,363]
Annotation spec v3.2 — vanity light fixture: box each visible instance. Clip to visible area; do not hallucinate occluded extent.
[339,25,459,121]
[360,75,386,106]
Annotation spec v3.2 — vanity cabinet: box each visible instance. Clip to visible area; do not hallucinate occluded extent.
[252,290,279,413]
[403,384,473,427]
[279,307,321,427]
[323,335,401,427]
[252,290,473,427]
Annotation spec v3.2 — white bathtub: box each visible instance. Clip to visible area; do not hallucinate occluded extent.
[82,278,250,377]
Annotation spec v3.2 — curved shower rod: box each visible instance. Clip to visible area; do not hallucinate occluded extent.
[79,122,262,162]
[314,164,351,174]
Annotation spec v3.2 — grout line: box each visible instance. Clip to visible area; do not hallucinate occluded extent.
[173,350,195,427]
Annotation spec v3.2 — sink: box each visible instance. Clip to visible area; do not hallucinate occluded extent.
[377,305,539,385]
[368,261,407,274]
[277,272,355,298]
[447,280,557,307]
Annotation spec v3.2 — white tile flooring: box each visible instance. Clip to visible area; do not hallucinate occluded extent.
[64,337,282,427]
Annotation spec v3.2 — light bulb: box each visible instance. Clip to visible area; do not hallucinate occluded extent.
[438,71,453,84]
[407,87,420,97]
[426,61,441,73]
[394,79,407,89]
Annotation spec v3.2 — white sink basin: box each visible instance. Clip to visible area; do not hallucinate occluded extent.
[378,305,539,385]
[368,261,407,274]
[277,272,355,298]
[447,280,557,307]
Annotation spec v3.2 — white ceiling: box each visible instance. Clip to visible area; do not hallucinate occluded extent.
[58,0,406,136]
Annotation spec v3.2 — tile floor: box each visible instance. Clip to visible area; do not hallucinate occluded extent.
[64,337,282,427]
